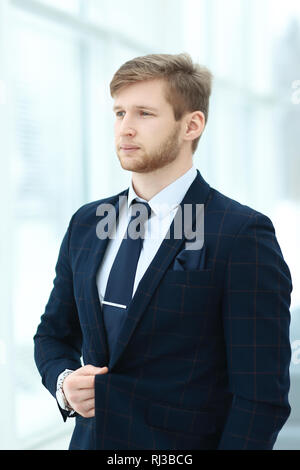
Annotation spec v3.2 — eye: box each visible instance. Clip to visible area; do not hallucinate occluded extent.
[115,111,152,117]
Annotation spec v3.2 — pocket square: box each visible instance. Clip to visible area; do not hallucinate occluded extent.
[172,245,206,271]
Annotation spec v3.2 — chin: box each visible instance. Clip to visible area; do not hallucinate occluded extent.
[119,158,139,172]
[118,154,146,172]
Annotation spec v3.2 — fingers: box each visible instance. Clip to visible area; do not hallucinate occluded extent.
[62,364,109,418]
[70,375,97,389]
[76,398,95,418]
[64,384,95,414]
[65,365,109,389]
[66,388,95,403]
[77,365,109,376]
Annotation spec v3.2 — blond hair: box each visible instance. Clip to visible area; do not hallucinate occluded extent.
[110,52,213,154]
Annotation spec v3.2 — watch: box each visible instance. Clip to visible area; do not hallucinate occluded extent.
[56,369,75,412]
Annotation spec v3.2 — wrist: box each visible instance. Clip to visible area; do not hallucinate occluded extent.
[56,369,74,412]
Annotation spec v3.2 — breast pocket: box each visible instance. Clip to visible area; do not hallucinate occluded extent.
[156,268,215,316]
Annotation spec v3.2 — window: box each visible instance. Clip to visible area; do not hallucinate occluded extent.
[0,0,182,449]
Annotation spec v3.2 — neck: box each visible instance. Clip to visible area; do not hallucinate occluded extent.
[131,158,193,201]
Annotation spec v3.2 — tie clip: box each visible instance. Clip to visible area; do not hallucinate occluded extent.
[102,300,127,309]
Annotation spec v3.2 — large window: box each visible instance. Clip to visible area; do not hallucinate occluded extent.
[0,0,183,449]
[185,0,300,450]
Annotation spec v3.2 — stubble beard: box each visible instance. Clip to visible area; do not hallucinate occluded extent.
[117,123,182,174]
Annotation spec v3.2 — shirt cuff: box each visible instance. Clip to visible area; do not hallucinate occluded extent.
[56,369,75,413]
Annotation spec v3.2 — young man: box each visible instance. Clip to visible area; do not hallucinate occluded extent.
[34,53,293,450]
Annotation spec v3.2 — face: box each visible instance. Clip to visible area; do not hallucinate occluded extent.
[113,79,184,173]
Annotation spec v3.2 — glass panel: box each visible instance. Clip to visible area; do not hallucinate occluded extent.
[87,0,183,50]
[37,0,80,14]
[267,0,300,347]
[10,7,83,443]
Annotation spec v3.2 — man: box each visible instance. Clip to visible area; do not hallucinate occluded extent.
[34,53,293,450]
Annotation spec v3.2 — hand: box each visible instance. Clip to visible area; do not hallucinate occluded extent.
[63,364,109,418]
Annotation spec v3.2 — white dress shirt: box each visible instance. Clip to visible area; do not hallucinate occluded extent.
[96,165,197,303]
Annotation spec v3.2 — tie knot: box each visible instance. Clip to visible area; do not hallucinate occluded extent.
[127,199,152,239]
[131,199,152,220]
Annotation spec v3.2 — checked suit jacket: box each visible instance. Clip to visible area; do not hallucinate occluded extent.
[34,169,293,450]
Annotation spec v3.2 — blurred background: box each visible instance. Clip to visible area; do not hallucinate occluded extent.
[0,0,299,450]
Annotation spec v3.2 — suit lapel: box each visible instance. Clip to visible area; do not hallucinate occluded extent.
[108,169,211,370]
[87,189,128,364]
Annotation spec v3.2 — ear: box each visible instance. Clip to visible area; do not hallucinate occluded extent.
[185,111,205,140]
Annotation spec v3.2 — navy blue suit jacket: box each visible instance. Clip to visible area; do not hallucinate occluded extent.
[34,170,293,450]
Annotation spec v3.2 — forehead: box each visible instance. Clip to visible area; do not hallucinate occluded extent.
[113,79,169,110]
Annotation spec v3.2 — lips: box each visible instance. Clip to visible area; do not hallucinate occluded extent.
[121,146,140,150]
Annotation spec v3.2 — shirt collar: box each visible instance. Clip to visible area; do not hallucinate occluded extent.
[127,165,197,218]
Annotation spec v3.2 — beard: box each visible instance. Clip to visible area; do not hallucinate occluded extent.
[116,123,182,173]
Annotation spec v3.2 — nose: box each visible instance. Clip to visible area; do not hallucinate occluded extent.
[120,127,136,138]
[118,114,137,137]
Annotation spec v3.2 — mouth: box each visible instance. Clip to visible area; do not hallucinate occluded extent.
[120,147,140,153]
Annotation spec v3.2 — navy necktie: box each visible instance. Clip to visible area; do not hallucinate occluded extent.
[102,199,152,355]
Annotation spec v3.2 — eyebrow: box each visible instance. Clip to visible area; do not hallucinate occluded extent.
[113,104,159,112]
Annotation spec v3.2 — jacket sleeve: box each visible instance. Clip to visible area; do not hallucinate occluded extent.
[218,212,293,449]
[33,210,83,420]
